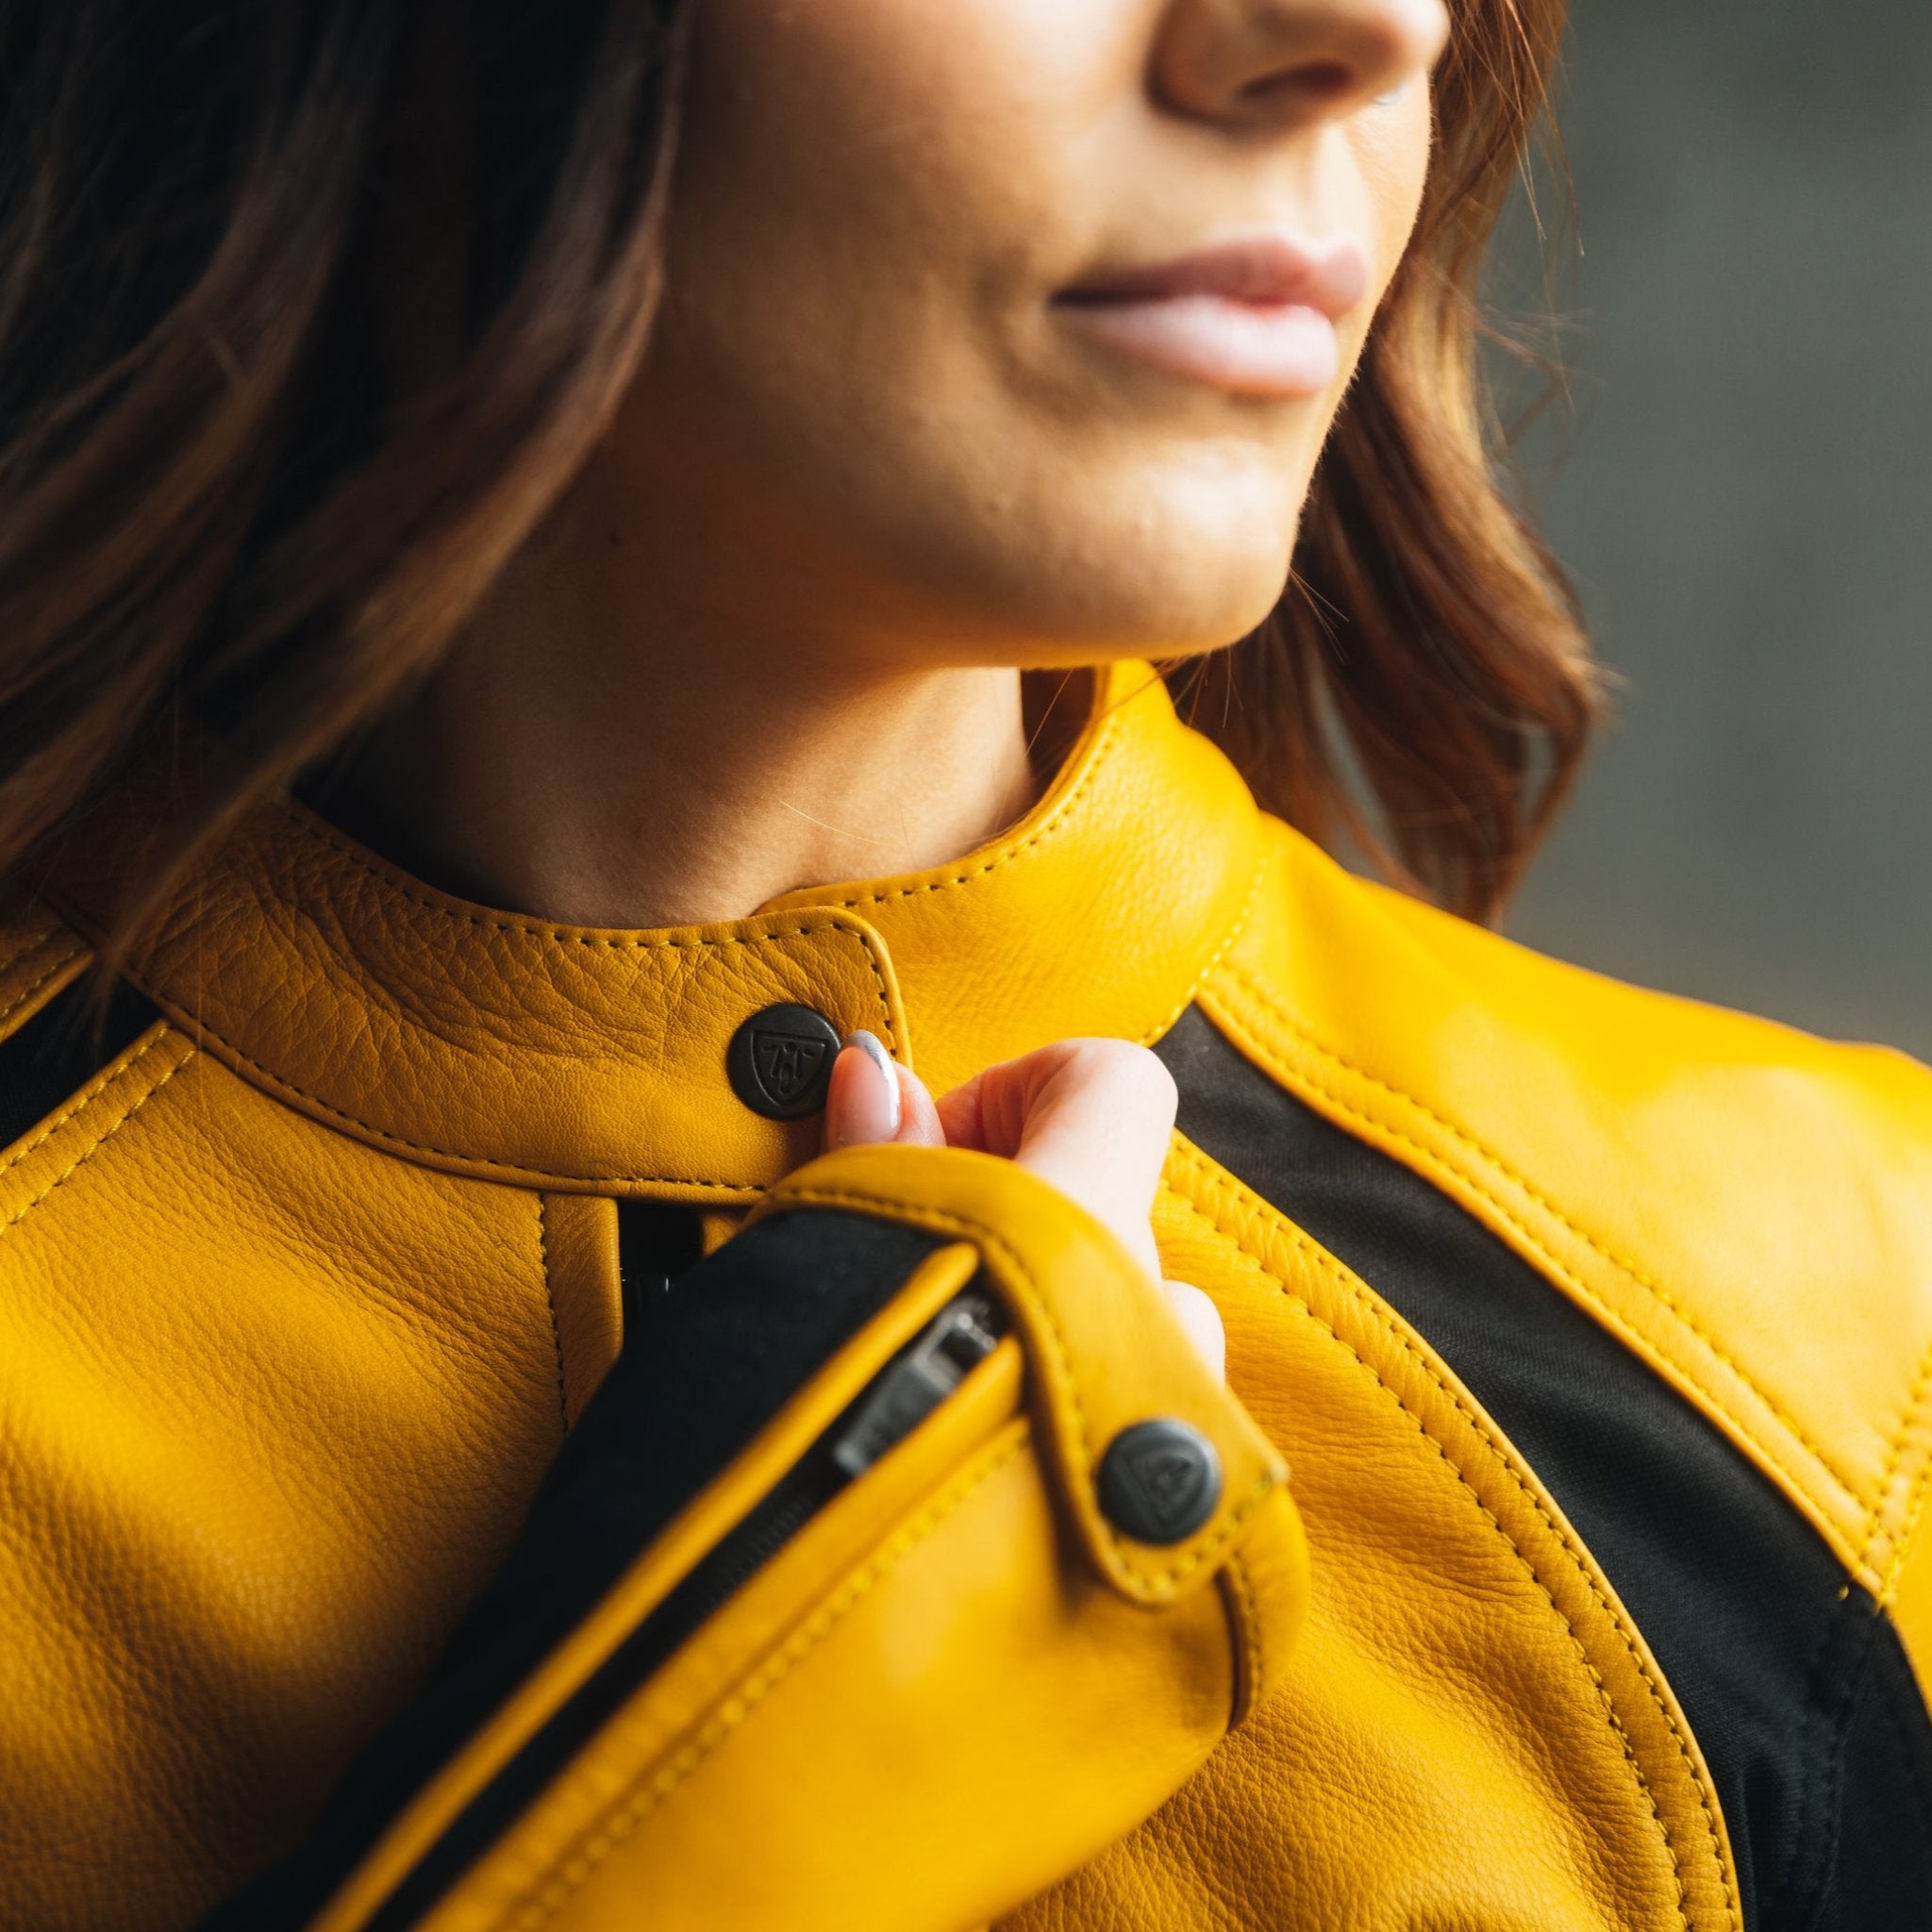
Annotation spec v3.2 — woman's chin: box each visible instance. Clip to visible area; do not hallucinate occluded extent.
[1012,533,1299,661]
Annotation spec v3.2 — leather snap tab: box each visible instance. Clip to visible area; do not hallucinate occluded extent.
[726,1003,842,1120]
[1096,1418,1222,1544]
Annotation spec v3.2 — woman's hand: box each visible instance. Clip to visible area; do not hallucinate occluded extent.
[824,1032,1224,1377]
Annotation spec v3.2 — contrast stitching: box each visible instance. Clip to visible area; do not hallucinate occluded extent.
[815,714,1126,911]
[99,1000,764,1191]
[0,935,84,1033]
[502,1431,1028,1932]
[0,1044,194,1243]
[1878,1412,1932,1606]
[286,805,897,999]
[0,1026,171,1179]
[535,1195,569,1440]
[1170,1161,1704,1929]
[1221,1550,1266,1718]
[0,922,62,984]
[0,922,65,985]
[773,1179,1274,1595]
[1213,962,1865,1516]
[112,917,895,1172]
[1864,1338,1932,1591]
[1168,1147,1731,1932]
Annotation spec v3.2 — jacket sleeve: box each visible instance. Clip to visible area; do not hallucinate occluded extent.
[197,1143,1309,1932]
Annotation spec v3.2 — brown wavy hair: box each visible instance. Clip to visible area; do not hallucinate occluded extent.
[0,0,1587,941]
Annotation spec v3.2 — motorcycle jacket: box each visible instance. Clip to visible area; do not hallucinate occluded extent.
[2,661,1929,1930]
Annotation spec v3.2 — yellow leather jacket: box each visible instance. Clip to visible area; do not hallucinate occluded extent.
[4,663,1929,1930]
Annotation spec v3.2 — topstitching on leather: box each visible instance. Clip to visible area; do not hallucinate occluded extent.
[1163,1146,1735,1932]
[1208,959,1870,1545]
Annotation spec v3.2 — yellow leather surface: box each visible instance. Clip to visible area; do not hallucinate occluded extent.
[1203,817,1932,1603]
[52,662,1257,1199]
[758,1144,1296,1616]
[0,1014,573,1930]
[527,1413,1228,1932]
[2,660,1927,1928]
[1006,1141,1739,1932]
[56,775,916,1199]
[534,1192,624,1425]
[758,662,1265,1096]
[309,1241,992,1932]
[0,904,87,1029]
[388,1150,1307,1932]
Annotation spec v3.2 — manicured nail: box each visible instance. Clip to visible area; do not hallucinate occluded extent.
[834,1030,901,1144]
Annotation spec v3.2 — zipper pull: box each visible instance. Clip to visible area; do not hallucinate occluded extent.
[832,1292,1004,1478]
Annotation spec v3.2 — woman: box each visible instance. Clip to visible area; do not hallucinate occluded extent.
[0,2,1926,1927]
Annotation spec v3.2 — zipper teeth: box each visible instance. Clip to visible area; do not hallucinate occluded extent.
[660,1454,844,1641]
[366,1291,1008,1932]
[668,1290,1007,1636]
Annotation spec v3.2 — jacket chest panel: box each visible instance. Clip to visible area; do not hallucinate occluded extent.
[1004,1146,1737,1932]
[0,1043,568,1931]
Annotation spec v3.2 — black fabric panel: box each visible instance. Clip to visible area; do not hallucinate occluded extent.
[616,1197,707,1348]
[202,1208,944,1931]
[1155,1003,1932,1930]
[0,972,161,1149]
[1825,1593,1932,1919]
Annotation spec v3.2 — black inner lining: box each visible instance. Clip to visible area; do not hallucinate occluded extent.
[0,971,162,1151]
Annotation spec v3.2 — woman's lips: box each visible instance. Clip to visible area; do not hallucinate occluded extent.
[1055,293,1343,396]
[1053,232,1369,399]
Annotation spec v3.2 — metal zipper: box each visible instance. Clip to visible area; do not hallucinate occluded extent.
[650,1290,1006,1642]
[358,1290,1008,1932]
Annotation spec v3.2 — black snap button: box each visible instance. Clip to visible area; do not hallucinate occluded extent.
[726,1003,843,1121]
[1096,1418,1222,1544]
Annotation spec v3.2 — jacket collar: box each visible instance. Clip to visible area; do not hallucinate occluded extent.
[55,662,1263,1198]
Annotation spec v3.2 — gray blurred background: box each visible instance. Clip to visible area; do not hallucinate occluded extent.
[1495,1,1932,1058]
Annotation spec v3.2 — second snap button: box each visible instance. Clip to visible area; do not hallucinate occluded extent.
[1096,1418,1223,1544]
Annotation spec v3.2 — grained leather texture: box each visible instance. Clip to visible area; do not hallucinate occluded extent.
[1201,817,1932,1624]
[757,1144,1297,1618]
[1005,1141,1740,1931]
[0,1014,573,1930]
[332,1159,1306,1932]
[0,906,89,1028]
[1,663,1927,1928]
[51,662,1258,1198]
[532,1194,623,1426]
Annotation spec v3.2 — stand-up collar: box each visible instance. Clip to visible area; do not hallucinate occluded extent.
[55,663,1263,1200]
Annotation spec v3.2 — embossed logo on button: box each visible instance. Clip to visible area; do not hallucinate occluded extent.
[1096,1418,1223,1544]
[726,1003,843,1121]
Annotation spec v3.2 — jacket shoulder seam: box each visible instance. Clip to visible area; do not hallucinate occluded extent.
[1201,958,1874,1564]
[1134,844,1268,1050]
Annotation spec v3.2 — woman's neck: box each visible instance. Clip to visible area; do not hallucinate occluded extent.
[317,516,1052,931]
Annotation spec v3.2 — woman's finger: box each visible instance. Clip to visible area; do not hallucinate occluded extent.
[824,1031,945,1150]
[940,1039,1174,1281]
[1162,1279,1225,1381]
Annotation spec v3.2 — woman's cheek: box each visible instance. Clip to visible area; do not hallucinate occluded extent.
[1359,90,1440,304]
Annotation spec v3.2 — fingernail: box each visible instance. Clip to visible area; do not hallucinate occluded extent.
[834,1029,901,1144]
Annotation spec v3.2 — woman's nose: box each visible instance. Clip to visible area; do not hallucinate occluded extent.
[1151,0,1452,129]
